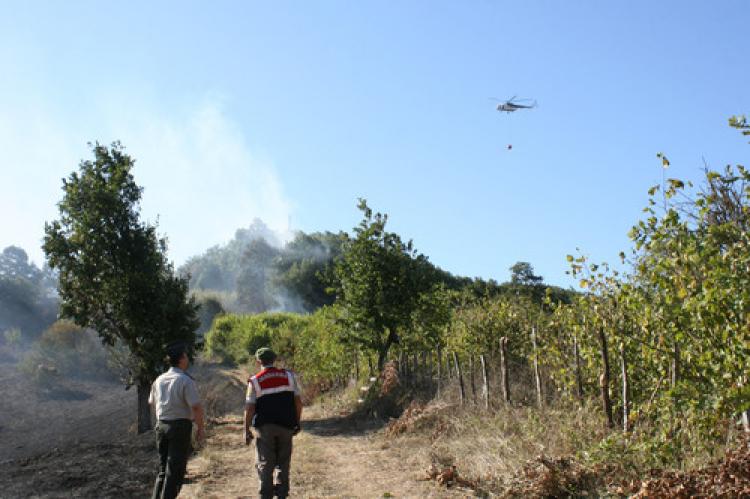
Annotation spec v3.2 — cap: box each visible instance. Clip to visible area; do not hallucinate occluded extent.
[255,347,277,363]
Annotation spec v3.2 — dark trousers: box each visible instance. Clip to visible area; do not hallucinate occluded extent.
[255,423,294,499]
[152,419,192,499]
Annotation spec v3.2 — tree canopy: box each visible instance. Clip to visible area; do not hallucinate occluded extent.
[43,142,198,432]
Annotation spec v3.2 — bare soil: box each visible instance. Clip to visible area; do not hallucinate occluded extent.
[0,356,473,499]
[0,345,154,498]
[181,367,477,499]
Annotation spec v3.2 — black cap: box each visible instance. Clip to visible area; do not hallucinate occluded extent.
[165,340,188,359]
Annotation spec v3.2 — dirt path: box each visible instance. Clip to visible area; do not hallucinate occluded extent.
[182,401,475,498]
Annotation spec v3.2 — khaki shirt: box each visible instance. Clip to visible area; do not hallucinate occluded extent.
[149,367,201,421]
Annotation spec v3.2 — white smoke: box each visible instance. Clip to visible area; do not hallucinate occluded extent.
[0,93,293,268]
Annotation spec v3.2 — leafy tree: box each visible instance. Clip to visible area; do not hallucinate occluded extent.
[43,142,199,433]
[509,261,544,286]
[181,218,280,292]
[272,231,345,310]
[236,237,280,312]
[0,246,58,339]
[333,199,438,369]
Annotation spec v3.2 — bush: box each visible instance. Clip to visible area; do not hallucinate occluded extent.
[19,320,114,383]
[3,327,21,346]
[205,307,354,390]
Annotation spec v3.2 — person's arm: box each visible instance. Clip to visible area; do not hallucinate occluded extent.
[183,379,205,443]
[244,403,255,445]
[192,403,206,443]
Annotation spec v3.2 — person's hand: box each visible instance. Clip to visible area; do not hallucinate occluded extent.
[292,424,301,436]
[196,426,206,444]
[244,429,253,446]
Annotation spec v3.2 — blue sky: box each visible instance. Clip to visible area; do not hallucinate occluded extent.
[1,1,748,286]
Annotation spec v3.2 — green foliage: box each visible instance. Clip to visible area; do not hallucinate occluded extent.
[194,291,226,338]
[19,320,114,382]
[42,142,199,389]
[180,219,346,314]
[272,231,345,310]
[0,246,58,340]
[333,199,441,368]
[205,307,352,386]
[510,261,543,286]
[3,327,21,346]
[236,238,280,312]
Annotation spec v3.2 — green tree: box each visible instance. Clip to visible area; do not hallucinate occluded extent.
[0,246,58,339]
[272,231,345,310]
[43,142,199,433]
[236,237,280,312]
[333,199,438,369]
[509,261,543,286]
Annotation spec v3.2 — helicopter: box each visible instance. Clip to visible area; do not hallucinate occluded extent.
[491,96,537,113]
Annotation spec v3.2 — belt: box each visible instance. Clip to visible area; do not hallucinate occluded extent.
[158,418,192,423]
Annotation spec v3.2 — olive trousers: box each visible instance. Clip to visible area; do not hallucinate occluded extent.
[255,423,294,499]
[152,419,192,499]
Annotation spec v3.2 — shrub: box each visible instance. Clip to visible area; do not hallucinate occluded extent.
[205,307,354,390]
[19,320,114,382]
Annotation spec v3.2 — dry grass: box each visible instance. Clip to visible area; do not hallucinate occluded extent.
[374,366,619,496]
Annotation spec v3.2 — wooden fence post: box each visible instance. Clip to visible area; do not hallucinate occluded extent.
[598,326,615,429]
[453,352,465,406]
[573,331,584,403]
[620,342,629,432]
[499,337,510,404]
[480,354,490,410]
[531,326,543,409]
[469,356,477,404]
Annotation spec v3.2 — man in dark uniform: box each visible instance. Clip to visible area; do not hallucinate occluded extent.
[149,341,205,499]
[244,347,302,499]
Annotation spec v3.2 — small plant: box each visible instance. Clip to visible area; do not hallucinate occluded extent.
[3,327,21,346]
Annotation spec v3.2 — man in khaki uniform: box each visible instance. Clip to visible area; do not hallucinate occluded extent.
[244,347,302,499]
[149,341,205,499]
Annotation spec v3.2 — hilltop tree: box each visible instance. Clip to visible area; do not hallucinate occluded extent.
[236,237,280,312]
[334,199,438,369]
[272,231,345,310]
[43,142,198,433]
[509,261,543,286]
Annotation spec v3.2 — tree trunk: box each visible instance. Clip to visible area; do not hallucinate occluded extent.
[453,352,465,406]
[620,343,629,432]
[437,349,443,396]
[499,337,510,404]
[469,356,477,404]
[671,343,680,388]
[480,354,490,410]
[425,351,431,386]
[573,331,584,403]
[531,326,543,409]
[354,351,360,382]
[740,377,750,435]
[598,327,614,429]
[137,381,153,434]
